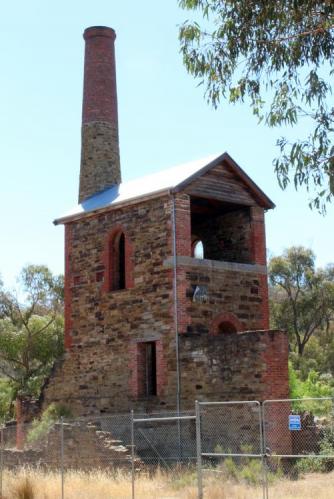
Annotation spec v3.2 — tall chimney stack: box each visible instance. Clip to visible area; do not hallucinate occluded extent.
[79,26,121,203]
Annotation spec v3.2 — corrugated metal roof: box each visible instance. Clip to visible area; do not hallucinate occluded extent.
[54,152,275,225]
[54,153,218,224]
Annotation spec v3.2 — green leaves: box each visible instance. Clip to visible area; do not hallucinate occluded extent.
[179,0,334,211]
[0,265,64,405]
[269,246,334,355]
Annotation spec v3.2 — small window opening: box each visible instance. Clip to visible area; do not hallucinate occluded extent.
[218,321,237,334]
[138,342,157,397]
[192,240,204,259]
[118,232,125,290]
[110,231,126,291]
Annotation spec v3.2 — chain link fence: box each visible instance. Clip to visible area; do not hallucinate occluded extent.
[131,410,197,498]
[263,397,334,499]
[0,419,63,498]
[131,410,196,465]
[0,398,334,498]
[195,400,265,499]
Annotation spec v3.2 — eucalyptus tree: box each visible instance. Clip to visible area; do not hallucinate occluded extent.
[0,265,64,407]
[179,0,334,211]
[269,247,334,355]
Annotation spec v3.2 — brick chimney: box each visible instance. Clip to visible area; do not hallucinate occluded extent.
[79,26,121,203]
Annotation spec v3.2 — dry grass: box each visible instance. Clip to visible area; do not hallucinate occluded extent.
[1,467,334,498]
[10,477,35,499]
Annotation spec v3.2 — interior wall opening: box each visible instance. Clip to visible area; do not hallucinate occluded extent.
[190,197,252,264]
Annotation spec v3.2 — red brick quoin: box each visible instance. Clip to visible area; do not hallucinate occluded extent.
[250,206,270,329]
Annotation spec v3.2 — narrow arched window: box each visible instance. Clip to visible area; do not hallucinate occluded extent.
[104,227,134,293]
[110,231,126,291]
[117,232,125,290]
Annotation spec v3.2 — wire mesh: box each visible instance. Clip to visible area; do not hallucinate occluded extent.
[0,398,333,498]
[62,413,133,470]
[199,401,262,457]
[61,413,134,498]
[131,410,197,499]
[263,398,334,498]
[132,410,196,468]
[0,420,62,498]
[197,401,265,499]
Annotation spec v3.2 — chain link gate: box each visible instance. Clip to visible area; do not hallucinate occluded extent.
[131,410,196,499]
[195,400,265,498]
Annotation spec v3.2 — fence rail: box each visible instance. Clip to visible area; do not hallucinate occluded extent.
[1,397,333,498]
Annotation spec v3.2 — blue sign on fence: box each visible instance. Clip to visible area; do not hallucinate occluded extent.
[289,414,301,431]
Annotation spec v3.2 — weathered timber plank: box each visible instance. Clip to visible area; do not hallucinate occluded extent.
[184,162,258,205]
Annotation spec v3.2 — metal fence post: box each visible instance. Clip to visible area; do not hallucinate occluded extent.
[0,427,3,499]
[263,402,270,499]
[195,401,203,499]
[131,410,135,499]
[60,416,64,499]
[260,403,268,499]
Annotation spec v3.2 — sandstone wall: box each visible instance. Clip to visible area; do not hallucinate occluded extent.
[44,195,179,414]
[178,259,267,333]
[42,192,287,417]
[179,329,289,405]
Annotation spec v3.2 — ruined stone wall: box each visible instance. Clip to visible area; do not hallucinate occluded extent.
[179,329,289,405]
[3,421,134,470]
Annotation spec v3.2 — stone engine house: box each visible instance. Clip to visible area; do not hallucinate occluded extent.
[43,26,289,416]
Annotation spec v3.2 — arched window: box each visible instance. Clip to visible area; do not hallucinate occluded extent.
[110,230,126,291]
[192,239,204,259]
[211,312,243,336]
[103,226,134,293]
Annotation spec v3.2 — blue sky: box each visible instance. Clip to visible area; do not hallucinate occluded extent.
[1,0,333,288]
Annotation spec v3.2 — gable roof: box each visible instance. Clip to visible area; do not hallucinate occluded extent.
[54,152,275,225]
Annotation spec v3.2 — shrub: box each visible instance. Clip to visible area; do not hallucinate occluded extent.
[239,459,263,485]
[169,468,197,490]
[295,425,334,474]
[289,362,333,415]
[27,403,72,444]
[0,377,14,422]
